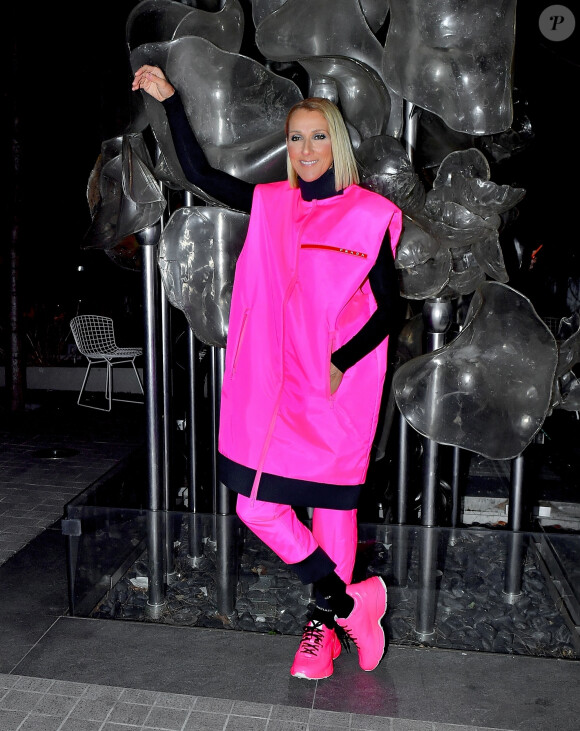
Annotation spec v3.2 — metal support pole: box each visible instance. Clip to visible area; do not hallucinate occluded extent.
[395,98,422,525]
[392,523,409,589]
[451,447,462,528]
[212,346,232,516]
[421,437,439,528]
[186,328,198,510]
[421,297,453,526]
[503,453,526,602]
[415,526,439,640]
[508,454,525,532]
[161,288,177,583]
[215,514,238,617]
[449,446,462,546]
[187,329,205,566]
[396,410,409,524]
[146,510,165,616]
[137,225,166,618]
[181,191,205,566]
[210,345,237,610]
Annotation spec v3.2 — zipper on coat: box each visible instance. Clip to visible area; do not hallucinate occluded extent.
[231,309,249,377]
[249,200,315,504]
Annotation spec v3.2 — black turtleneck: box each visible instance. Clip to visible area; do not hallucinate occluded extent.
[163,91,404,371]
[297,166,343,202]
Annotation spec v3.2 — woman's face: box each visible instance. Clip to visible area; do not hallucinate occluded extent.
[286,109,334,183]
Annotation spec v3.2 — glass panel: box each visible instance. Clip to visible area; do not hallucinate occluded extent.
[64,504,580,660]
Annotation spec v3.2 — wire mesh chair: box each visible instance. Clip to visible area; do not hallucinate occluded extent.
[70,315,144,411]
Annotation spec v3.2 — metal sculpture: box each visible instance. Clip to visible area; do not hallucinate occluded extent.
[255,0,386,81]
[356,135,426,215]
[83,133,166,257]
[360,145,524,300]
[393,282,559,460]
[158,206,249,347]
[85,1,553,517]
[126,0,245,53]
[382,0,518,135]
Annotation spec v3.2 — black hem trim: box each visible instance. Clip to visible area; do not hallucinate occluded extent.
[218,454,361,510]
[289,546,337,584]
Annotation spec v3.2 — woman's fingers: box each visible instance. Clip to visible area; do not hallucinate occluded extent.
[131,66,174,101]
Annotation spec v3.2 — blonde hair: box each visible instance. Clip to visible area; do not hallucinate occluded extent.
[285,98,360,191]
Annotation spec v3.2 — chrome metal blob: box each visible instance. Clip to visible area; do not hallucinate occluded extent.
[127,0,244,54]
[556,314,580,379]
[398,246,452,301]
[158,206,250,347]
[130,36,302,201]
[126,0,190,50]
[251,0,390,35]
[173,0,245,52]
[298,56,391,148]
[357,135,426,215]
[83,133,166,251]
[255,0,386,81]
[382,0,517,135]
[393,282,559,460]
[395,148,523,299]
[430,149,526,217]
[84,137,123,251]
[395,215,440,270]
[251,0,285,29]
[553,314,580,412]
[358,0,390,34]
[118,135,167,242]
[554,371,580,412]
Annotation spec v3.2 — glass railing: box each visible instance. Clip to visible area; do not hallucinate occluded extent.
[63,497,580,661]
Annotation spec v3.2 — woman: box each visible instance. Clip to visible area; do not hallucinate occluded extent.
[133,65,404,680]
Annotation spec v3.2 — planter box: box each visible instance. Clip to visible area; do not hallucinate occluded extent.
[0,366,144,394]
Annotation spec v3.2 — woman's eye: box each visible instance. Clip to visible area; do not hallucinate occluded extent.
[290,135,301,142]
[314,133,327,140]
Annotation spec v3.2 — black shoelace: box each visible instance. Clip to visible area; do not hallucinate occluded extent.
[298,621,327,656]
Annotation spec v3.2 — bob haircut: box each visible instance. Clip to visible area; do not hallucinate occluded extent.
[285,97,360,191]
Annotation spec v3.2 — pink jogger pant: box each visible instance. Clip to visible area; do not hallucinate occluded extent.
[236,494,357,584]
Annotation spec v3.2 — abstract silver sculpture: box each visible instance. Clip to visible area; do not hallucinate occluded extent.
[255,0,385,81]
[393,282,559,460]
[251,0,390,35]
[382,0,518,135]
[357,135,426,215]
[393,148,524,299]
[126,0,245,54]
[158,206,249,347]
[84,133,166,254]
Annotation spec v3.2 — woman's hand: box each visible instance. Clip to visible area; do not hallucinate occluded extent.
[329,363,344,395]
[132,65,175,102]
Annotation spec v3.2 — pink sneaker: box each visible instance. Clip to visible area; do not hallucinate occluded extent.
[290,620,342,680]
[335,576,387,671]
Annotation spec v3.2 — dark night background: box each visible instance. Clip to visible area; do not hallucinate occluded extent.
[2,1,579,370]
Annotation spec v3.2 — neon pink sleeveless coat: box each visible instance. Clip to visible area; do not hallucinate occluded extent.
[218,181,403,505]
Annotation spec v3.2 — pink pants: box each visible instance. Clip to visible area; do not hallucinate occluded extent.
[236,494,357,584]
